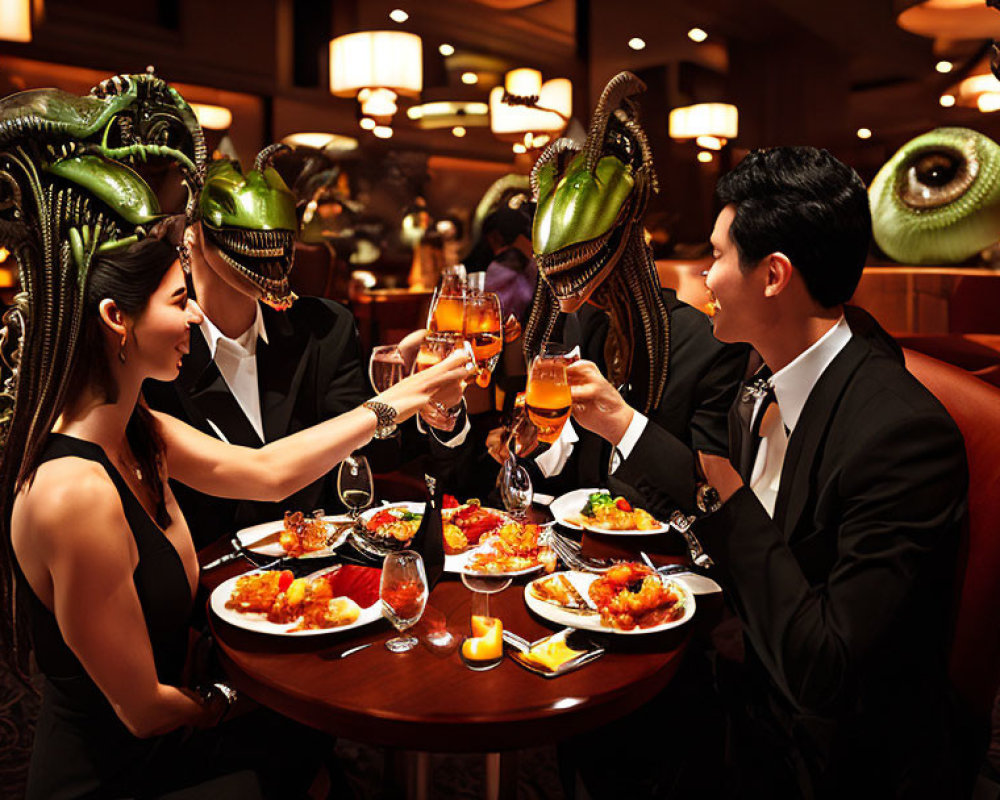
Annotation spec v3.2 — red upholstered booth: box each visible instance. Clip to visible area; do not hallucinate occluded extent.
[903,348,1000,726]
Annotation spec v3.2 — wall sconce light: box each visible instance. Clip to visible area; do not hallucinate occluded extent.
[0,0,31,43]
[669,103,738,146]
[189,103,233,131]
[329,31,422,129]
[490,70,572,151]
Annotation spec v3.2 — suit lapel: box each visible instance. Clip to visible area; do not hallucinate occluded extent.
[772,336,869,538]
[258,305,309,443]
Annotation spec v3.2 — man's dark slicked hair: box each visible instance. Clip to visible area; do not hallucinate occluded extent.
[715,146,871,307]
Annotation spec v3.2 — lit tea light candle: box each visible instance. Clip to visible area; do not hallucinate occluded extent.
[461,615,503,662]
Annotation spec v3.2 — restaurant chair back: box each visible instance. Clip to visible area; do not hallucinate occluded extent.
[903,347,1000,725]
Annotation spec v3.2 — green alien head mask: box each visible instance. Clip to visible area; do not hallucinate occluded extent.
[524,71,668,414]
[869,127,1000,264]
[198,144,299,310]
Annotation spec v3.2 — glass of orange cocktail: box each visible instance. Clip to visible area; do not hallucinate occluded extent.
[525,343,573,444]
[413,332,471,430]
[463,292,503,388]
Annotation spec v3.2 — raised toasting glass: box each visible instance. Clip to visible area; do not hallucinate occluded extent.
[368,344,406,392]
[413,332,470,430]
[463,291,503,389]
[525,342,573,445]
[428,265,467,334]
[380,550,429,652]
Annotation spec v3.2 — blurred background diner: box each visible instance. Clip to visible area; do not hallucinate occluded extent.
[1,0,1000,797]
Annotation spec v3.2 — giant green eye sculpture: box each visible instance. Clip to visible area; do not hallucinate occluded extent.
[869,127,1000,264]
[524,71,667,414]
[0,70,205,468]
[198,147,298,310]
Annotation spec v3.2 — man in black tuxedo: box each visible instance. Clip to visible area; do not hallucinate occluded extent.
[143,209,401,550]
[628,147,968,797]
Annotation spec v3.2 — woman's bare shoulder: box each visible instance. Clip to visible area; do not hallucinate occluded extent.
[14,458,131,560]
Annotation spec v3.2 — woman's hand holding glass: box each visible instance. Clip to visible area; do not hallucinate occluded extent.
[373,345,474,425]
[412,332,474,432]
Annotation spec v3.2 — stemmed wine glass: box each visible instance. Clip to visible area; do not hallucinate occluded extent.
[463,291,503,389]
[368,344,406,392]
[413,332,472,431]
[380,550,429,652]
[525,342,573,445]
[338,453,373,529]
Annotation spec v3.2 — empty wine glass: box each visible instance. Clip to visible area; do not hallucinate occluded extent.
[369,344,406,392]
[338,453,373,527]
[380,550,429,652]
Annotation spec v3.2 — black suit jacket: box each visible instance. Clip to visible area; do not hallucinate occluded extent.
[659,310,968,796]
[144,297,395,549]
[537,290,748,514]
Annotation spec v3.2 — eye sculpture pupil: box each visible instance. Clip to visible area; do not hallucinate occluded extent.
[913,152,958,188]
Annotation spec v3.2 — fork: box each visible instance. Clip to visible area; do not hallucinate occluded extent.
[544,530,617,573]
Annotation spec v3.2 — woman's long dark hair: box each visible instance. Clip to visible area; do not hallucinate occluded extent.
[1,227,180,682]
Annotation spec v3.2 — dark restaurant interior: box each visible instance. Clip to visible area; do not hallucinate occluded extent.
[0,0,998,797]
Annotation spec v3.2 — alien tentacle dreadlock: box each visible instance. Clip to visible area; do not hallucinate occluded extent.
[524,72,668,414]
[0,71,205,680]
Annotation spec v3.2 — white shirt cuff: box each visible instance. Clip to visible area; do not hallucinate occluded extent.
[535,419,579,478]
[415,406,472,448]
[610,411,648,473]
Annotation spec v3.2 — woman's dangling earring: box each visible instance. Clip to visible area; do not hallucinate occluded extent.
[118,335,127,363]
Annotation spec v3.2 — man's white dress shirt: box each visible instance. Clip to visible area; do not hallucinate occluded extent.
[198,305,269,442]
[749,316,852,516]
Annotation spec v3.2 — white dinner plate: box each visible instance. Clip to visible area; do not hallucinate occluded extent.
[550,489,669,536]
[209,566,383,637]
[445,545,547,577]
[524,570,695,635]
[236,514,353,558]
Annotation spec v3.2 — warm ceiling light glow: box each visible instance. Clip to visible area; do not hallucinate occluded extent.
[407,101,489,128]
[857,127,872,139]
[359,117,377,130]
[360,87,398,117]
[439,43,454,56]
[0,0,31,42]
[687,27,708,43]
[695,135,723,150]
[0,247,8,263]
[189,103,233,130]
[669,103,739,141]
[282,132,359,152]
[697,150,713,163]
[628,37,646,51]
[452,126,467,137]
[512,143,527,154]
[977,92,1000,112]
[935,60,953,73]
[505,68,542,97]
[329,31,423,97]
[372,125,394,139]
[389,8,408,23]
[461,72,478,85]
[940,93,956,107]
[490,78,572,141]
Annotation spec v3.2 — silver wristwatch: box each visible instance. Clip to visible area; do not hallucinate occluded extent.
[363,400,398,439]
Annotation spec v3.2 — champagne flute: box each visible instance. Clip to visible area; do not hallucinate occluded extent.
[369,344,406,392]
[463,291,503,389]
[337,453,373,527]
[413,332,470,431]
[380,550,429,652]
[525,342,573,445]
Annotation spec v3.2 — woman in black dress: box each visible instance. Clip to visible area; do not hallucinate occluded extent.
[1,230,472,798]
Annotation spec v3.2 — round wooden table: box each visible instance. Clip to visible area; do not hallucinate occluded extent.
[202,558,689,754]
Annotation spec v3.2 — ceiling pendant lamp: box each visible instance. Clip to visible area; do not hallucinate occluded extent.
[329,31,422,130]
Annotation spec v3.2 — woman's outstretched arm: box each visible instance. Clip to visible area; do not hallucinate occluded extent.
[155,347,473,502]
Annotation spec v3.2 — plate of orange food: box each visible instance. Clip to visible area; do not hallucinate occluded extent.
[524,563,694,634]
[550,489,667,535]
[236,510,353,559]
[447,519,558,577]
[441,496,512,555]
[210,563,383,636]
